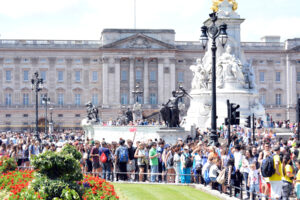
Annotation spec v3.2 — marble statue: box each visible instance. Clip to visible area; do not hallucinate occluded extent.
[212,0,238,12]
[216,45,245,88]
[190,58,209,90]
[212,0,240,19]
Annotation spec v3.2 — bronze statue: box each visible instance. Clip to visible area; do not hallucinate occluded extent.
[160,87,189,128]
[85,101,99,122]
[125,108,133,124]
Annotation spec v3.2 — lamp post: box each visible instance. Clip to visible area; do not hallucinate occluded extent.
[200,12,228,146]
[42,94,50,137]
[132,84,143,104]
[49,107,54,135]
[31,72,43,142]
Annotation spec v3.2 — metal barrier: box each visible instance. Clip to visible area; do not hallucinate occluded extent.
[16,166,296,200]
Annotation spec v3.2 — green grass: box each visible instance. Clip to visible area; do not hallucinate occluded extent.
[113,183,220,200]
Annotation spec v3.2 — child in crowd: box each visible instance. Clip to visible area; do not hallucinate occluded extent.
[248,163,260,200]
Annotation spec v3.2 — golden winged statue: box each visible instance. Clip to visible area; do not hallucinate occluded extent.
[212,0,238,12]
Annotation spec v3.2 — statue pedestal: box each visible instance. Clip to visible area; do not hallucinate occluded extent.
[184,88,266,131]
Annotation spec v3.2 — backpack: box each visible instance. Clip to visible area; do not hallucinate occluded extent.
[184,154,193,168]
[261,155,275,178]
[167,153,174,167]
[100,152,107,163]
[119,147,129,163]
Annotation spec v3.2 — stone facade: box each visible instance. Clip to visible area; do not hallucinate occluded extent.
[0,30,299,131]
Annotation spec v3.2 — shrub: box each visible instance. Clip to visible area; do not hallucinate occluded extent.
[0,155,17,173]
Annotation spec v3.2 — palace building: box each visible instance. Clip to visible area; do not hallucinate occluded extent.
[0,29,300,131]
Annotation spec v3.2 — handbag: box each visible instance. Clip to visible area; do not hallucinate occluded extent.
[83,152,88,160]
[216,168,226,184]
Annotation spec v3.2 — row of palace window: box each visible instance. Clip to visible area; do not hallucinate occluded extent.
[121,70,184,82]
[259,71,300,82]
[121,93,158,105]
[259,94,282,106]
[4,93,99,106]
[4,70,99,82]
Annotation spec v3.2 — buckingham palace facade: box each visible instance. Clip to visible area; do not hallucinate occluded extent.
[0,29,300,131]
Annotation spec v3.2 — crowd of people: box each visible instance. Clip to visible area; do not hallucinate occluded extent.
[1,123,300,200]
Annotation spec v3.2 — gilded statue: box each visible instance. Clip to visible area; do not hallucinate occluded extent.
[212,0,238,12]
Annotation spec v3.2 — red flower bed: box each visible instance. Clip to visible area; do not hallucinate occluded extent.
[81,175,119,200]
[0,170,119,200]
[0,169,35,199]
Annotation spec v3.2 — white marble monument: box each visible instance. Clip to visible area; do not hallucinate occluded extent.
[184,0,266,131]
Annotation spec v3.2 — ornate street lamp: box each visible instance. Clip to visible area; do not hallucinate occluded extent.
[200,12,228,146]
[132,84,143,104]
[31,72,43,142]
[42,94,50,137]
[49,107,54,135]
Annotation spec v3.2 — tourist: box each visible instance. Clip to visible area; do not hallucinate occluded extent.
[180,145,192,184]
[248,163,260,200]
[173,146,181,184]
[295,160,300,200]
[209,157,221,190]
[281,154,294,200]
[115,139,129,181]
[165,145,175,183]
[157,141,165,182]
[135,143,147,182]
[241,148,254,199]
[269,145,283,200]
[192,144,202,184]
[149,142,159,182]
[90,141,101,177]
[126,140,136,181]
[99,142,112,180]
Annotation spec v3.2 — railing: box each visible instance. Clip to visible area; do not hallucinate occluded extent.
[0,39,102,49]
[16,166,294,200]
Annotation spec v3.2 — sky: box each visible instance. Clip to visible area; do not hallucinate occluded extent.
[0,0,299,42]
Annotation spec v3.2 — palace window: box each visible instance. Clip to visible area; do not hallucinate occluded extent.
[41,71,47,82]
[23,70,29,81]
[275,72,280,82]
[6,70,12,81]
[5,94,12,106]
[259,72,265,82]
[178,72,184,82]
[75,71,81,82]
[121,70,127,81]
[150,71,156,81]
[275,94,281,106]
[150,93,157,105]
[92,71,98,82]
[92,94,98,106]
[136,70,142,81]
[121,93,128,105]
[58,93,64,105]
[259,94,266,105]
[297,72,300,82]
[58,71,64,82]
[75,94,81,105]
[23,93,29,106]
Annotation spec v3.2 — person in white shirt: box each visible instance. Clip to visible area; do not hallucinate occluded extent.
[248,163,260,200]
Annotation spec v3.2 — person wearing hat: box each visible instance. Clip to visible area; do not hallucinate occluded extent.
[269,145,283,200]
[180,145,192,184]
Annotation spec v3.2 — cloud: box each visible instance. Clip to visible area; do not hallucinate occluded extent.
[0,0,80,18]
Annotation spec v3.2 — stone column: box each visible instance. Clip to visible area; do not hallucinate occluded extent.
[129,58,135,104]
[114,58,121,105]
[286,55,297,121]
[143,58,149,104]
[102,57,109,105]
[158,58,164,104]
[170,58,176,92]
